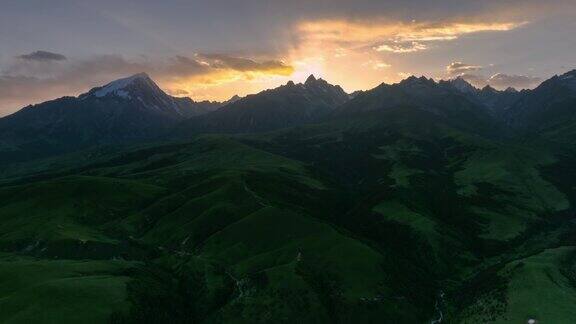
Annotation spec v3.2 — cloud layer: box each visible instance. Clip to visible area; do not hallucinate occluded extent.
[0,52,295,115]
[197,54,293,75]
[446,61,542,89]
[375,41,428,53]
[446,62,483,75]
[297,20,523,50]
[487,73,542,89]
[18,50,67,62]
[0,0,574,115]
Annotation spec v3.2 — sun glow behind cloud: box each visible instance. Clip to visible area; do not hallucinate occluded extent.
[276,19,526,92]
[158,54,295,100]
[3,0,575,116]
[375,42,428,53]
[0,16,529,115]
[166,19,527,99]
[164,68,294,101]
[297,20,524,43]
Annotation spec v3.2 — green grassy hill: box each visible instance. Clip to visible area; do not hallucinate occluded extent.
[0,104,575,323]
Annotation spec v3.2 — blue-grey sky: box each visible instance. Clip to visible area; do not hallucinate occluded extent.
[1,0,575,115]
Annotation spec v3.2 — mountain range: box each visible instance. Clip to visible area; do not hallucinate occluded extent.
[0,73,230,163]
[174,74,350,135]
[3,69,575,154]
[1,69,576,323]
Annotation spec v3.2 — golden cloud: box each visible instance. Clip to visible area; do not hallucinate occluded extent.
[373,62,391,69]
[196,54,294,75]
[298,19,525,49]
[446,61,483,75]
[281,18,526,93]
[375,41,428,53]
[160,54,295,99]
[163,67,293,101]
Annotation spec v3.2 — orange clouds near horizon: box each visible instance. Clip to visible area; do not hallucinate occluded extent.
[163,19,527,100]
[280,19,527,92]
[297,20,525,43]
[0,17,531,116]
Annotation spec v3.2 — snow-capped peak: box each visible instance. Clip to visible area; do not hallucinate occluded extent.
[77,72,188,116]
[92,73,153,98]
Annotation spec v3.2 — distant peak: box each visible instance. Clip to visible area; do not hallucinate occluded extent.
[225,94,241,104]
[481,85,497,93]
[90,72,158,98]
[556,69,576,91]
[305,74,317,84]
[560,69,576,80]
[349,90,364,99]
[450,76,478,93]
[286,80,295,86]
[504,86,518,93]
[453,76,471,84]
[131,72,150,79]
[113,72,152,84]
[400,75,435,87]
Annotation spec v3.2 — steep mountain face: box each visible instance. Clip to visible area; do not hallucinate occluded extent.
[475,85,523,112]
[449,76,479,94]
[440,77,524,114]
[337,76,472,114]
[335,76,499,136]
[348,90,365,99]
[0,73,222,163]
[505,69,576,140]
[223,94,242,105]
[79,72,222,118]
[174,75,350,135]
[172,97,224,118]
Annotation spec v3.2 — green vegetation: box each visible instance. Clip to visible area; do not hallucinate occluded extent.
[0,254,135,324]
[454,247,576,323]
[1,104,575,323]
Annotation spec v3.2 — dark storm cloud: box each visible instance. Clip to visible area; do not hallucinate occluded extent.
[18,50,67,62]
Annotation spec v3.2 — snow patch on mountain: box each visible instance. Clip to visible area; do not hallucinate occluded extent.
[93,73,150,98]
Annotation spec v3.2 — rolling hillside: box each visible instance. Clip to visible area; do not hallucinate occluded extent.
[0,71,575,323]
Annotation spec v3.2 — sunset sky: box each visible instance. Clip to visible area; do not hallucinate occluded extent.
[1,0,575,116]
